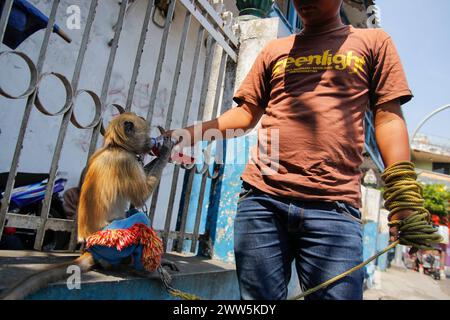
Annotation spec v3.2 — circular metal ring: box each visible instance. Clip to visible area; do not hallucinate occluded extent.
[100,103,126,136]
[0,51,38,99]
[196,142,216,175]
[34,72,73,116]
[195,143,210,174]
[206,163,222,179]
[180,162,196,170]
[70,90,102,129]
[204,141,224,179]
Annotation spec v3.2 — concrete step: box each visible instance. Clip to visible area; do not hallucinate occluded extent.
[0,250,239,300]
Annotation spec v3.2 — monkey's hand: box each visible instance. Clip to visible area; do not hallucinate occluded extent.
[159,136,175,160]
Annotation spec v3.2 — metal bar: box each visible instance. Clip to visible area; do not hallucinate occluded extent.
[5,213,42,230]
[190,173,207,252]
[148,189,159,226]
[146,0,177,123]
[190,50,228,253]
[156,10,192,251]
[143,0,177,230]
[177,0,237,62]
[87,0,129,159]
[45,218,76,232]
[146,0,177,225]
[35,0,99,251]
[211,51,228,119]
[7,214,75,232]
[195,0,238,47]
[125,0,155,111]
[174,26,205,252]
[182,26,205,128]
[0,0,13,44]
[155,230,195,241]
[71,0,99,91]
[0,0,61,244]
[68,0,100,251]
[174,37,216,252]
[164,10,191,130]
[32,0,67,250]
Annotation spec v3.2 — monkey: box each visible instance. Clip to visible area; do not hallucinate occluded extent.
[1,112,176,300]
[78,112,172,241]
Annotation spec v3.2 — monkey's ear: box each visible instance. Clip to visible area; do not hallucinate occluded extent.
[124,121,135,135]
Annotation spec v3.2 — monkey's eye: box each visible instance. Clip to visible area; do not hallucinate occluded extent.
[124,121,135,135]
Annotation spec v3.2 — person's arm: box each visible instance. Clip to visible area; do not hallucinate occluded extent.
[373,99,414,243]
[374,99,411,166]
[169,101,265,147]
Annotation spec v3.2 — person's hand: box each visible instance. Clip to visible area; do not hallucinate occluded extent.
[389,209,418,254]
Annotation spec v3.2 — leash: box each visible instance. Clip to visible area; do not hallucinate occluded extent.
[158,266,202,300]
[290,161,443,300]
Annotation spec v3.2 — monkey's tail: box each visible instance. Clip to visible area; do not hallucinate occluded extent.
[0,252,95,300]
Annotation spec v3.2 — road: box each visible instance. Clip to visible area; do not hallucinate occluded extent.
[364,267,450,300]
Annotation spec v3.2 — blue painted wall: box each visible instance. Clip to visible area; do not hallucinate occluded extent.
[201,135,255,262]
[176,135,254,263]
[376,233,390,271]
[363,221,377,288]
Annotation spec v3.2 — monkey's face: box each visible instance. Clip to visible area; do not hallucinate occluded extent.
[105,112,152,154]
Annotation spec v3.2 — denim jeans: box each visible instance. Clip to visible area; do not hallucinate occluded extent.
[234,182,364,300]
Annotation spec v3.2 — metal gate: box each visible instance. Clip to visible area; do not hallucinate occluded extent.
[0,0,238,253]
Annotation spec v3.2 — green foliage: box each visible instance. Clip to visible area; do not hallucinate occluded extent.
[421,183,450,217]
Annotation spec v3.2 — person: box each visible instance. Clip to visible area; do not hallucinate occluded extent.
[164,0,415,299]
[62,167,87,220]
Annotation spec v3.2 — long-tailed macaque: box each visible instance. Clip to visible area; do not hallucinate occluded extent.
[1,112,174,300]
[78,112,172,241]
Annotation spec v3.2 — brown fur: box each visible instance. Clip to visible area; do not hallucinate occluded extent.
[78,112,172,241]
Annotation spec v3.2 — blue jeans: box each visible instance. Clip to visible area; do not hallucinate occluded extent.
[234,182,364,300]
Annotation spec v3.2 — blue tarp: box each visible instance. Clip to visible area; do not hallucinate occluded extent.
[0,0,68,49]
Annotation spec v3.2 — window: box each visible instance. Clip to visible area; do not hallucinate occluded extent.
[433,162,450,175]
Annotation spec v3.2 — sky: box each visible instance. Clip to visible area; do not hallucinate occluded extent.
[376,0,450,143]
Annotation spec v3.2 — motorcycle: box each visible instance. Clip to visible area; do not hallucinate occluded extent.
[0,172,69,251]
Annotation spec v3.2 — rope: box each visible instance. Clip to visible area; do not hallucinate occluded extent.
[290,161,443,300]
[157,266,202,300]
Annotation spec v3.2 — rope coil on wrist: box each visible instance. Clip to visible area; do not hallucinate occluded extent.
[381,161,442,250]
[290,161,442,300]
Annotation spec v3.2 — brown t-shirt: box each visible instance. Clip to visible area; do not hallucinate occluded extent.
[233,25,413,208]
